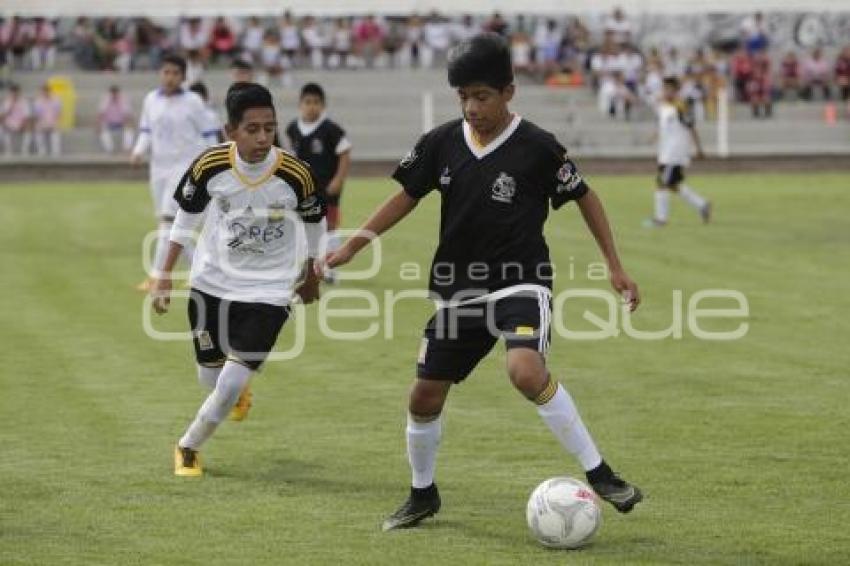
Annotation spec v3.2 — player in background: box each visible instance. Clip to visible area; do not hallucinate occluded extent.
[150,83,325,476]
[318,34,643,530]
[188,81,225,143]
[285,83,351,283]
[646,77,711,227]
[230,59,256,84]
[131,54,220,292]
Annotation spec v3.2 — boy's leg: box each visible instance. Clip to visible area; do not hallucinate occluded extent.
[651,165,674,225]
[675,168,711,223]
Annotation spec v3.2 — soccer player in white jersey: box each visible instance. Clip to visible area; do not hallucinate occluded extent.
[131,54,221,291]
[647,76,712,227]
[149,83,325,477]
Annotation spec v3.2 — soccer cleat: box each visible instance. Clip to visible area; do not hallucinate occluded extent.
[229,385,253,422]
[642,218,667,228]
[174,445,202,477]
[586,464,642,513]
[381,484,441,531]
[700,202,712,224]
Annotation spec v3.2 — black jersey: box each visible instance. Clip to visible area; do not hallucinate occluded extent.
[285,117,350,192]
[392,116,589,302]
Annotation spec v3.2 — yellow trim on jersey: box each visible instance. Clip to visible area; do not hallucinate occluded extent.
[228,144,279,189]
[193,157,230,178]
[277,153,315,196]
[192,146,232,178]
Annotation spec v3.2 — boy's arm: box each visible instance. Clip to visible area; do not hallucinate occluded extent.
[326,150,351,196]
[575,189,640,312]
[316,189,418,275]
[689,125,705,159]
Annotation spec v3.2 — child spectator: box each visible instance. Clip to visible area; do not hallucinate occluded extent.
[779,51,801,100]
[329,18,352,69]
[32,83,62,156]
[1,84,32,156]
[240,16,264,65]
[31,18,56,70]
[834,46,850,104]
[208,17,236,63]
[747,51,773,118]
[279,12,302,68]
[801,48,831,100]
[731,47,754,102]
[302,16,327,69]
[259,29,285,85]
[97,85,135,153]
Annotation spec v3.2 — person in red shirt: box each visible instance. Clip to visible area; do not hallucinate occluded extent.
[780,51,801,99]
[208,17,236,64]
[835,45,850,103]
[747,51,772,118]
[730,47,754,102]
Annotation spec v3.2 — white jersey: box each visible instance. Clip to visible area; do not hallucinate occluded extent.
[133,88,219,176]
[657,100,694,167]
[171,143,326,306]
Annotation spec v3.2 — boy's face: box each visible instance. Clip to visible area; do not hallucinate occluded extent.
[159,63,184,93]
[662,84,678,101]
[226,107,277,163]
[456,82,514,136]
[299,94,324,122]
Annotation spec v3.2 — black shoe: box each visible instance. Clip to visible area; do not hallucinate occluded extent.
[381,484,441,531]
[586,462,643,513]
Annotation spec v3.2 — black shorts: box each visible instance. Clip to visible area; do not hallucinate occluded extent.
[417,290,552,383]
[657,164,685,188]
[187,288,289,371]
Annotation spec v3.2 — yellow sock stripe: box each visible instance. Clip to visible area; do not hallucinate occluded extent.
[534,380,558,406]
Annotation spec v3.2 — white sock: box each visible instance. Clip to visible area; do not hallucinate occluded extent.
[151,221,172,277]
[535,382,602,471]
[679,184,707,211]
[179,361,252,450]
[407,413,441,488]
[197,365,221,391]
[654,190,670,223]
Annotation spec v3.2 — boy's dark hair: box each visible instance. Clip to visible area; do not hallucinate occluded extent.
[160,53,187,76]
[447,33,513,90]
[663,76,681,90]
[225,82,275,125]
[300,82,326,103]
[188,81,209,101]
[230,58,254,71]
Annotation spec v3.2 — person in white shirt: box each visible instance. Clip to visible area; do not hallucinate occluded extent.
[131,54,221,291]
[603,7,633,46]
[278,11,302,67]
[0,83,32,156]
[32,82,62,156]
[647,77,711,227]
[240,16,265,64]
[151,82,325,477]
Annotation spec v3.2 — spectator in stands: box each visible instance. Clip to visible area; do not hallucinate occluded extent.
[422,12,451,68]
[483,12,508,36]
[453,14,479,43]
[71,17,97,70]
[132,18,164,70]
[0,18,8,85]
[604,7,633,46]
[779,51,801,100]
[621,43,644,94]
[93,18,124,70]
[229,58,254,83]
[641,60,664,107]
[400,14,424,69]
[4,16,34,70]
[240,16,264,65]
[208,17,237,64]
[564,16,591,66]
[740,11,769,54]
[302,16,328,69]
[801,48,831,101]
[730,46,754,102]
[664,47,686,79]
[185,49,205,85]
[329,18,353,69]
[179,18,209,63]
[381,19,405,69]
[747,51,772,118]
[279,12,302,68]
[32,83,62,156]
[1,84,32,156]
[609,71,636,120]
[534,19,562,78]
[260,29,285,85]
[31,18,57,70]
[511,30,533,77]
[834,46,850,105]
[97,85,135,153]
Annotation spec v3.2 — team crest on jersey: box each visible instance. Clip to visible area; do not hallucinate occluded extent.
[311,138,324,154]
[555,161,583,194]
[400,148,418,168]
[268,201,287,222]
[439,166,452,187]
[491,172,516,203]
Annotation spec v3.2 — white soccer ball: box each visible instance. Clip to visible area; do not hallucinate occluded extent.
[526,476,602,549]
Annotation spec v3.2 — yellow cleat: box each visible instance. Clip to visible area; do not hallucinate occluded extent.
[174,445,202,477]
[229,385,253,422]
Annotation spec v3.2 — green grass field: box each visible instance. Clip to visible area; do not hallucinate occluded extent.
[1,173,849,565]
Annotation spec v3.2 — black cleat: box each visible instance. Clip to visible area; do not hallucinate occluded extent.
[381,484,441,531]
[586,462,643,513]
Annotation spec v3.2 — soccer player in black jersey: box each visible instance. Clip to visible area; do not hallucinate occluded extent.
[285,83,351,282]
[319,34,643,529]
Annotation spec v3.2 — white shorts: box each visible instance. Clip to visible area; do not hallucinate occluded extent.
[149,167,183,218]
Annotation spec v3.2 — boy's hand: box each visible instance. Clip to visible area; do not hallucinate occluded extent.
[296,262,321,304]
[610,268,640,312]
[151,276,172,314]
[326,179,342,196]
[314,242,355,279]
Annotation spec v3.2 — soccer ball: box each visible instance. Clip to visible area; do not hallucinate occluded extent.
[526,476,602,549]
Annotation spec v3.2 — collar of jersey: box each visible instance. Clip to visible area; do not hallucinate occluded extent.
[462,114,522,160]
[229,143,279,189]
[297,112,328,137]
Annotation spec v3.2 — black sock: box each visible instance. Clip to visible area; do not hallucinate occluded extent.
[411,483,437,498]
[585,460,615,484]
